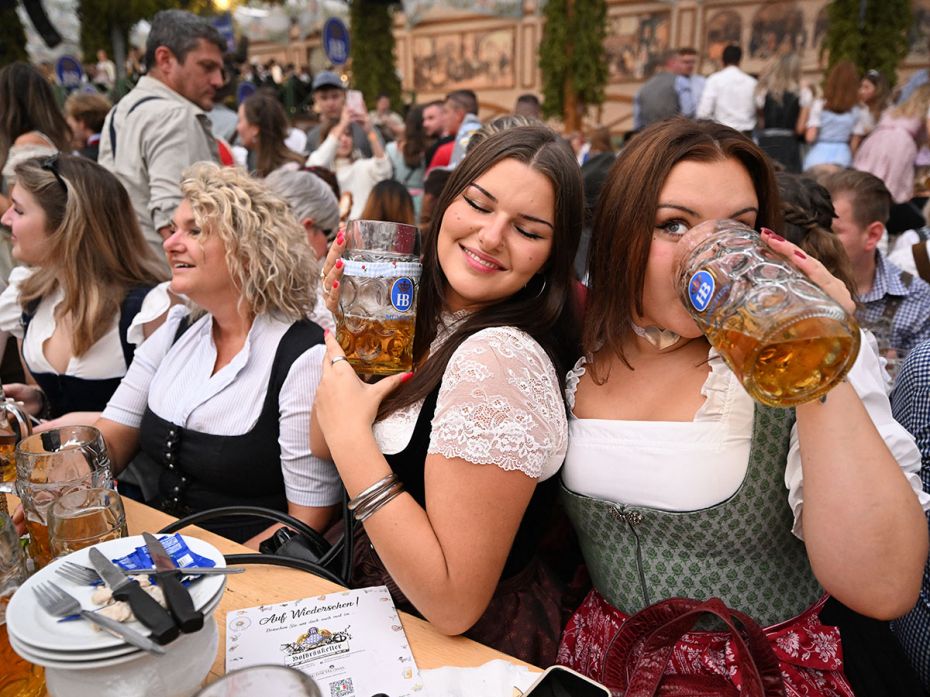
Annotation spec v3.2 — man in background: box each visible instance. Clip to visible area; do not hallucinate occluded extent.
[697,44,756,134]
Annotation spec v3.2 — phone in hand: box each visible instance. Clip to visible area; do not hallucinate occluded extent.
[346,89,365,117]
[522,665,611,697]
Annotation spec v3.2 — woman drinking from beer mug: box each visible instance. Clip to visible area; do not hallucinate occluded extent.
[95,163,341,546]
[555,118,929,694]
[312,125,583,664]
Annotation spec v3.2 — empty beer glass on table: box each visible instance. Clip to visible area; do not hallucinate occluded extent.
[676,219,861,407]
[47,487,127,559]
[16,426,113,568]
[336,220,421,376]
[0,513,44,697]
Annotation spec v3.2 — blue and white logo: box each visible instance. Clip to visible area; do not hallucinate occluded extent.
[322,18,350,66]
[688,270,715,312]
[390,278,415,313]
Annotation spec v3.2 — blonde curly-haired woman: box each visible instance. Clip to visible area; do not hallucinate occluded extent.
[96,163,340,546]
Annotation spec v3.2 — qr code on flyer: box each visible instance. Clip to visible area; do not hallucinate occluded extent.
[329,677,354,697]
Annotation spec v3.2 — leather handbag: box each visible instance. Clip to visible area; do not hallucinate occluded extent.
[158,497,354,587]
[601,597,786,697]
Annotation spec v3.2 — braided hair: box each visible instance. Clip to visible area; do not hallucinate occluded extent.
[776,171,857,298]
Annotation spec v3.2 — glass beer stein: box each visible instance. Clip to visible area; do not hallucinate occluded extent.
[676,219,860,407]
[16,426,113,568]
[0,386,33,516]
[336,220,421,376]
[0,513,45,697]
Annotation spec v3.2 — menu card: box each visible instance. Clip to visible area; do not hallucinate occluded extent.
[226,586,422,696]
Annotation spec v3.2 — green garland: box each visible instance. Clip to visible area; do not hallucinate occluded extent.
[349,0,402,111]
[0,4,28,68]
[824,0,911,86]
[539,0,607,124]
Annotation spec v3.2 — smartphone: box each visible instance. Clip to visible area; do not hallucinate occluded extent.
[523,665,611,697]
[346,89,365,115]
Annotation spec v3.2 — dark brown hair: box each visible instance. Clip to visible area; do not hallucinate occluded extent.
[583,118,783,376]
[822,59,859,114]
[377,125,583,420]
[360,179,415,225]
[0,62,72,172]
[242,91,305,177]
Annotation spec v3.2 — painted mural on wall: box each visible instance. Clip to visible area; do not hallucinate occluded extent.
[603,10,671,82]
[704,9,742,64]
[749,1,805,59]
[411,28,515,91]
[910,0,930,56]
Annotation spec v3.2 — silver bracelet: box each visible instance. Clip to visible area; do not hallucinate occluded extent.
[347,473,398,512]
[355,483,405,523]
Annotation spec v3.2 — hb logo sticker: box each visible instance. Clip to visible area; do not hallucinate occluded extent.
[390,277,414,312]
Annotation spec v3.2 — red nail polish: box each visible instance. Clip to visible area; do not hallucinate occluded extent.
[400,372,414,383]
[336,234,345,245]
[332,280,339,289]
[760,227,774,236]
[794,250,807,259]
[335,259,344,269]
[324,329,330,338]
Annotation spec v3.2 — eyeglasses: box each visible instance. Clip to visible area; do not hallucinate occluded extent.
[40,153,68,197]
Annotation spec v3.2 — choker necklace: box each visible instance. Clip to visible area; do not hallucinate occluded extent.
[631,322,682,350]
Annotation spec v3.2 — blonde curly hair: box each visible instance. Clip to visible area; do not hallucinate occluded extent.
[180,162,319,321]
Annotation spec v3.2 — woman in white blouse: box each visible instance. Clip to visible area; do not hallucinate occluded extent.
[305,106,391,220]
[312,126,584,664]
[0,154,165,418]
[96,163,340,547]
[557,118,929,694]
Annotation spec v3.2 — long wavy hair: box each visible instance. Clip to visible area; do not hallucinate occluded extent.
[13,155,166,356]
[360,179,415,225]
[242,91,305,178]
[0,62,72,173]
[822,59,860,114]
[756,53,800,104]
[583,118,783,380]
[180,163,318,321]
[377,125,583,420]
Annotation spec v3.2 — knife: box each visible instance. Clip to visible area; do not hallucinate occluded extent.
[122,566,244,577]
[142,532,204,633]
[88,547,179,645]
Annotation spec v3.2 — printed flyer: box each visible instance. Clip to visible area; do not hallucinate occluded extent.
[226,586,422,696]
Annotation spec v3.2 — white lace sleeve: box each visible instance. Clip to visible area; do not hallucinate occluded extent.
[427,327,568,480]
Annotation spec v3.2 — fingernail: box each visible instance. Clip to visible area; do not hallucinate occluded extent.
[324,329,330,338]
[400,372,414,383]
[760,227,774,236]
[336,234,345,245]
[335,259,344,269]
[332,280,339,289]
[768,231,786,242]
[794,250,807,259]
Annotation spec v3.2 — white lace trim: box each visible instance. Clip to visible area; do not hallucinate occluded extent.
[427,326,567,479]
[565,348,732,423]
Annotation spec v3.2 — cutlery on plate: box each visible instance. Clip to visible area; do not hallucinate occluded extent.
[143,532,203,633]
[56,560,244,585]
[88,547,179,645]
[32,580,165,654]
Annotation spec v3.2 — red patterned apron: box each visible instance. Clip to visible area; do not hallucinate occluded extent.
[558,590,855,696]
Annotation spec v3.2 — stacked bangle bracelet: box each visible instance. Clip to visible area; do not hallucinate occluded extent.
[348,473,405,522]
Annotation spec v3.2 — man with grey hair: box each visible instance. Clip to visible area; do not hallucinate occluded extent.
[99,9,226,269]
[264,168,340,332]
[264,168,340,260]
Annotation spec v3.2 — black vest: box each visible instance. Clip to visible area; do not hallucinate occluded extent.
[138,319,324,543]
[22,286,152,418]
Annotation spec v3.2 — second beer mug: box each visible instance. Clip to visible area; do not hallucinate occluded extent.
[336,220,421,376]
[676,219,860,407]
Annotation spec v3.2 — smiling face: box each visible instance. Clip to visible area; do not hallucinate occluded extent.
[163,199,238,308]
[436,158,555,312]
[0,184,51,266]
[639,157,759,336]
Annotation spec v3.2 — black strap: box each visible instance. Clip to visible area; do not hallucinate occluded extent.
[117,286,154,368]
[881,271,913,326]
[108,95,163,158]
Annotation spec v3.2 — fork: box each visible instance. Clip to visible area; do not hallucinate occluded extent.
[33,581,166,654]
[56,560,243,585]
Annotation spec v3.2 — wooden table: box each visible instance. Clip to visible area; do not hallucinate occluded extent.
[123,499,537,681]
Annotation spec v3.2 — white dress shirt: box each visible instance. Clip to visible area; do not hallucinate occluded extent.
[103,306,340,507]
[697,65,758,132]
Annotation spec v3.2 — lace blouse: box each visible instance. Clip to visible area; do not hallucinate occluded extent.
[373,316,567,480]
[562,331,930,538]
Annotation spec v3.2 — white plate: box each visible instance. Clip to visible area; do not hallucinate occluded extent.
[7,534,226,653]
[9,588,225,668]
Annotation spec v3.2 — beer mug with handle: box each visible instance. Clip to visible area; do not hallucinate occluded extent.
[335,220,421,376]
[15,426,112,569]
